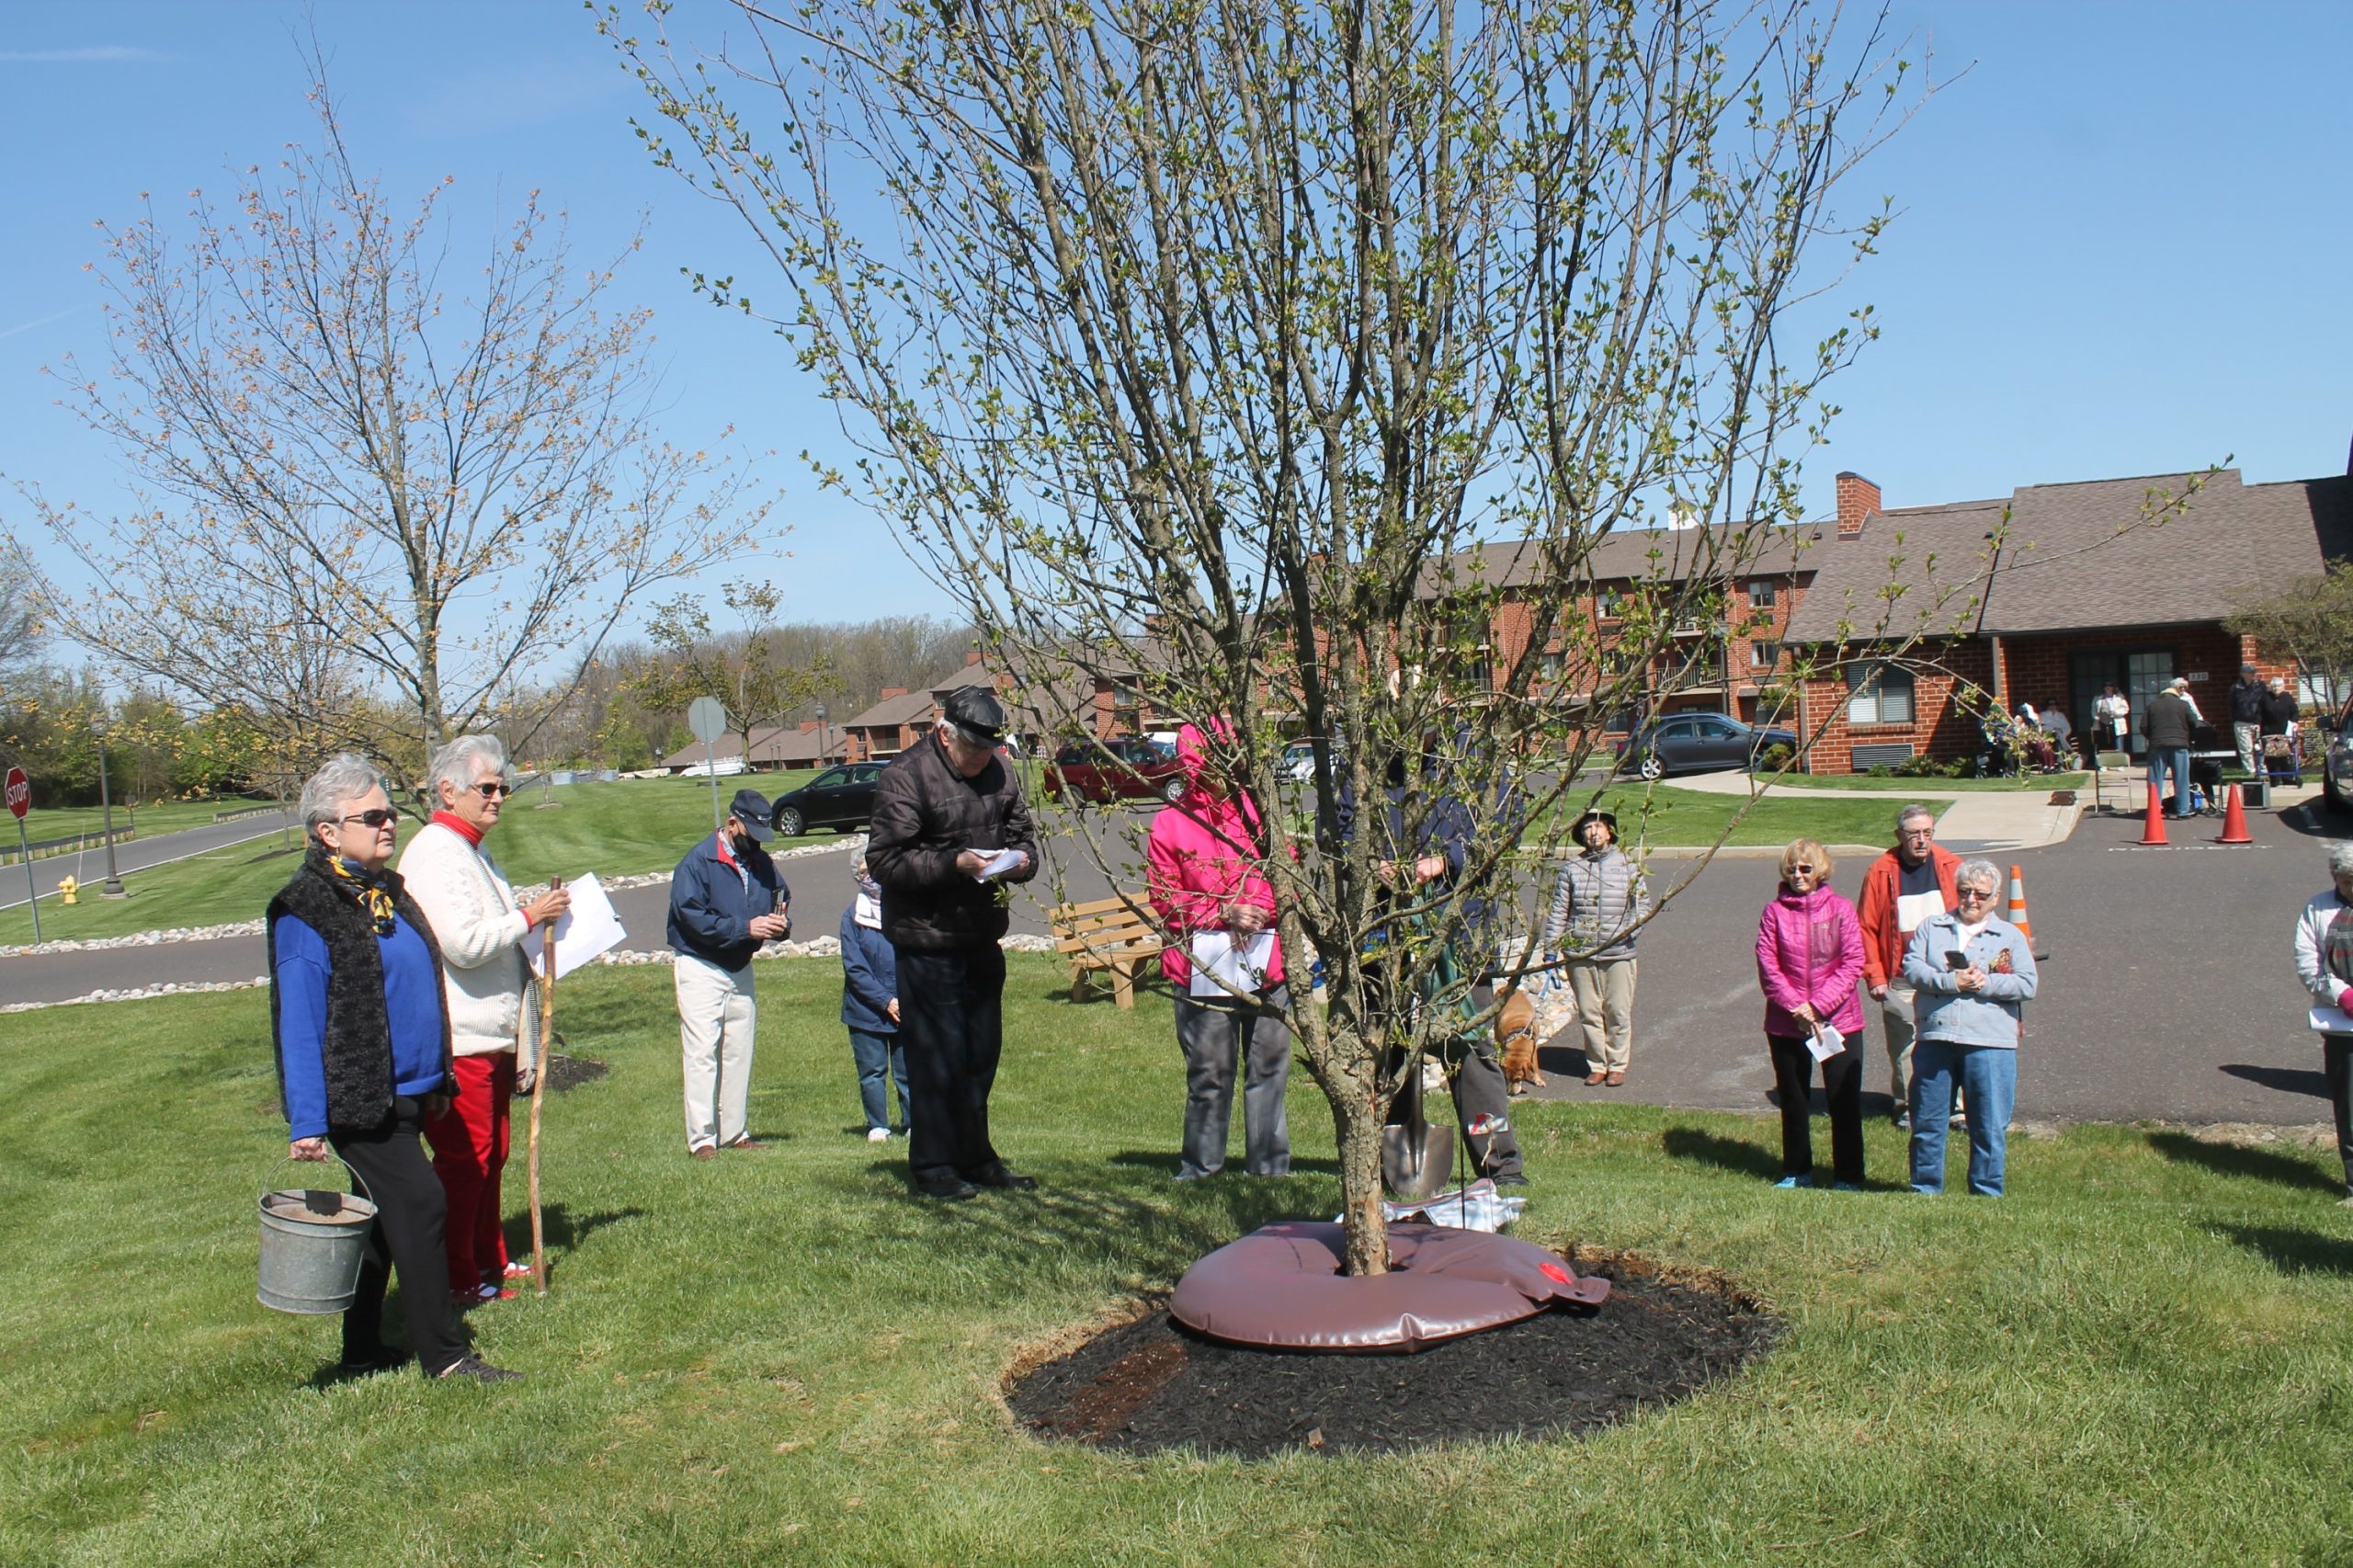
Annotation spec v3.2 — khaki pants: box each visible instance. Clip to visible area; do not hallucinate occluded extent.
[1568,958,1637,1074]
[676,952,756,1152]
[1880,983,1917,1107]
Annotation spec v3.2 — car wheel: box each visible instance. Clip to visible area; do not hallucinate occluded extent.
[774,807,803,836]
[1638,754,1665,782]
[1161,777,1186,803]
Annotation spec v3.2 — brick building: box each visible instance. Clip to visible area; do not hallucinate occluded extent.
[1782,468,2352,772]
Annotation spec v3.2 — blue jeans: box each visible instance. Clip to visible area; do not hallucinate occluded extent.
[848,1028,911,1132]
[1908,1039,2017,1196]
[2147,746,2191,814]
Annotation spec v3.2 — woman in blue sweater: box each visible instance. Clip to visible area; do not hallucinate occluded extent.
[840,848,911,1142]
[267,755,517,1384]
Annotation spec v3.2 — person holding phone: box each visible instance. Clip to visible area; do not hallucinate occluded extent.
[1900,859,2039,1196]
[666,788,790,1159]
[1754,838,1868,1190]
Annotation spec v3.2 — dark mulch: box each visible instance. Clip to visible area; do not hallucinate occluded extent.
[542,1053,608,1093]
[1005,1255,1781,1459]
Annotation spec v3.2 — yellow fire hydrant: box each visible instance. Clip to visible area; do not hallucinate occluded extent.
[58,875,79,905]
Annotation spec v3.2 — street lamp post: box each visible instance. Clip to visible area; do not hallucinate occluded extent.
[92,713,127,898]
[815,702,828,763]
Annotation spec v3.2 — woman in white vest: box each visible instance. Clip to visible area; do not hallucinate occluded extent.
[399,734,568,1305]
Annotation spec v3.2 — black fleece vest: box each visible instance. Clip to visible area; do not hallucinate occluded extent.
[266,851,454,1132]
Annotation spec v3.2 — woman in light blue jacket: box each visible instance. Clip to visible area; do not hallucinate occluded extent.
[1900,858,2038,1196]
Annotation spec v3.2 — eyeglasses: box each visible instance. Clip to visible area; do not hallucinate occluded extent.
[1788,863,1816,875]
[1899,826,1936,838]
[338,809,399,829]
[471,780,513,798]
[1954,887,1995,903]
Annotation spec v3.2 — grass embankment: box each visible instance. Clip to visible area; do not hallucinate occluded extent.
[5,796,281,849]
[0,773,826,946]
[7,956,2353,1562]
[1530,782,1907,849]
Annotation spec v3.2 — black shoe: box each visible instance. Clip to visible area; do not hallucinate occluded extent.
[969,1165,1039,1191]
[1892,1110,1909,1131]
[917,1178,979,1202]
[434,1352,522,1385]
[1492,1174,1529,1188]
[335,1345,412,1376]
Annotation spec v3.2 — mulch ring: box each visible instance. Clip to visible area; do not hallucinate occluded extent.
[1003,1249,1781,1459]
[542,1052,608,1094]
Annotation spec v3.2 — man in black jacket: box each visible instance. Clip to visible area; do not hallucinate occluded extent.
[2143,682,2197,817]
[868,687,1041,1200]
[2228,663,2267,779]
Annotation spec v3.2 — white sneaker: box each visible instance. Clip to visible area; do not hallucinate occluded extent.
[867,1127,892,1143]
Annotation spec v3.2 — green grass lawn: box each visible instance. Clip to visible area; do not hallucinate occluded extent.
[1532,782,1915,849]
[0,774,831,946]
[7,955,2353,1563]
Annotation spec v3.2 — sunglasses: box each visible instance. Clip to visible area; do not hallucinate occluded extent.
[339,808,400,829]
[1789,863,1816,874]
[471,780,513,798]
[1954,887,1995,903]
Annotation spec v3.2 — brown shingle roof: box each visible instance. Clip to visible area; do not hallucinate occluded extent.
[843,688,938,730]
[1779,497,2008,643]
[1433,522,1822,596]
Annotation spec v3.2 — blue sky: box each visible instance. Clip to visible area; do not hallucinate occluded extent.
[5,1,2348,669]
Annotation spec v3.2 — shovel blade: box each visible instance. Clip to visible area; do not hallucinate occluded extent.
[1381,1123,1456,1201]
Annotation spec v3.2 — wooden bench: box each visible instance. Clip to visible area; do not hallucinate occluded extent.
[1050,895,1164,1008]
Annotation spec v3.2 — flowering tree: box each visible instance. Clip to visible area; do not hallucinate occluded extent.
[21,85,768,766]
[610,0,1924,1274]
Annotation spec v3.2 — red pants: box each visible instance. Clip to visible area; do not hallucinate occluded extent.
[425,1052,514,1290]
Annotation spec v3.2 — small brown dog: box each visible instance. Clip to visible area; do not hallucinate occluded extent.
[1496,989,1543,1096]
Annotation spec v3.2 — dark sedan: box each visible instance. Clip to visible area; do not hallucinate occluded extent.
[769,762,887,835]
[1043,736,1187,803]
[1619,712,1796,781]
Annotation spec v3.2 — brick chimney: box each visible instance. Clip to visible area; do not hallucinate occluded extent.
[800,720,819,733]
[880,687,907,700]
[1836,472,1881,540]
[966,647,983,665]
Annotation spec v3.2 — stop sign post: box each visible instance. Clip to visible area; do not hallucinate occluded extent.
[6,767,37,942]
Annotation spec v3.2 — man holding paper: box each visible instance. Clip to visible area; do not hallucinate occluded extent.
[666,788,790,1159]
[1147,722,1290,1181]
[401,734,568,1301]
[1754,837,1868,1191]
[867,687,1039,1201]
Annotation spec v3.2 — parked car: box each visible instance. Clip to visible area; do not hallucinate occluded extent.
[2324,694,2353,816]
[1279,740,1346,783]
[1618,712,1796,781]
[680,754,749,778]
[1043,736,1186,803]
[768,762,887,835]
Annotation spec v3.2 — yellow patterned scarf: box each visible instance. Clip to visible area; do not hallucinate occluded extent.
[327,856,398,936]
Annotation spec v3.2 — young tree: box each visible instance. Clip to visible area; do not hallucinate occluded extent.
[610,0,1923,1274]
[21,82,769,761]
[623,582,837,764]
[2226,562,2353,710]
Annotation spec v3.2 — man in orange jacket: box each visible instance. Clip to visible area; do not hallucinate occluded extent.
[1855,803,1960,1129]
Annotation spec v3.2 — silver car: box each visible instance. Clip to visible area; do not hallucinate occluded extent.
[2325,695,2353,816]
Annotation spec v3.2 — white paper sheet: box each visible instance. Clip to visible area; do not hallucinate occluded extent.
[1188,929,1276,997]
[2312,1006,2353,1036]
[1806,1020,1847,1062]
[972,846,1026,883]
[527,871,627,981]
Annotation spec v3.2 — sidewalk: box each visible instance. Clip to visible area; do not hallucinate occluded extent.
[1667,769,2086,851]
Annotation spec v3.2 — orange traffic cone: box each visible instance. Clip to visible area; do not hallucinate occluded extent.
[2215,783,2254,845]
[2136,787,2169,846]
[2006,865,2033,945]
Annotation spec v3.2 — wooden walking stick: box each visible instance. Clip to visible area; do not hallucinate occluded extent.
[528,875,560,1296]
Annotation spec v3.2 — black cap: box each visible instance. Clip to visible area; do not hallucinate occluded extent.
[728,788,775,842]
[941,686,1006,744]
[1572,807,1619,840]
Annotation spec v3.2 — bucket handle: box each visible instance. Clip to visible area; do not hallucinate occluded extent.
[262,1152,365,1216]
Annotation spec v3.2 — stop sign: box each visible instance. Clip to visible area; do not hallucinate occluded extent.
[4,767,27,821]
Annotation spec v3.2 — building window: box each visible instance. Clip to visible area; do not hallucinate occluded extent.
[1747,579,1777,609]
[1845,661,1915,725]
[1597,588,1626,621]
[1535,650,1565,684]
[1750,640,1779,670]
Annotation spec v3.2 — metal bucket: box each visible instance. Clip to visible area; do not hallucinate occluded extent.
[257,1156,378,1315]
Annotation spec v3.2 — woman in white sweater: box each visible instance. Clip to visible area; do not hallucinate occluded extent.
[399,735,569,1303]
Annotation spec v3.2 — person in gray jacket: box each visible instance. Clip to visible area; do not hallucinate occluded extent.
[1544,808,1650,1086]
[1900,858,2039,1196]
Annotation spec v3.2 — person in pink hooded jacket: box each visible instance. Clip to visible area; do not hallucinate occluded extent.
[1146,722,1290,1179]
[1755,836,1869,1190]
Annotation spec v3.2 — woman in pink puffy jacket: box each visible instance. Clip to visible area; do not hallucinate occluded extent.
[1755,836,1869,1190]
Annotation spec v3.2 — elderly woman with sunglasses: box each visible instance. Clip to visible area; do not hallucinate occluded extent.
[267,754,517,1382]
[1754,838,1868,1190]
[1900,858,2040,1196]
[399,735,569,1305]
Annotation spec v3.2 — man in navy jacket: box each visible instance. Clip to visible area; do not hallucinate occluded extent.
[667,788,790,1157]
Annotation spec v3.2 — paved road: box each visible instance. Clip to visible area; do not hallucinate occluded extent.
[0,809,297,913]
[6,795,2348,1130]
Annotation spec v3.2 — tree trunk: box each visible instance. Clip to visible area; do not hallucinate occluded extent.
[1332,1088,1390,1277]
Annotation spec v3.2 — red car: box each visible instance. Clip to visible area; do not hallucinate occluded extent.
[1043,736,1186,803]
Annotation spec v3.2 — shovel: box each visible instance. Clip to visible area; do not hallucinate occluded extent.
[1381,1048,1456,1201]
